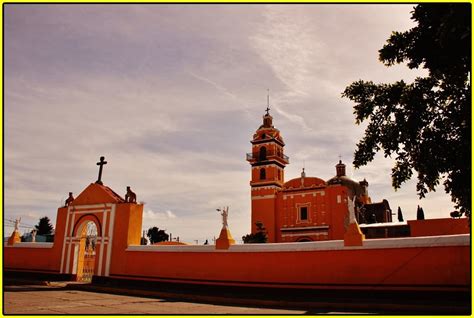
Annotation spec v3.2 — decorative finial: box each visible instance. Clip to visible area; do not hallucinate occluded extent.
[265,89,270,115]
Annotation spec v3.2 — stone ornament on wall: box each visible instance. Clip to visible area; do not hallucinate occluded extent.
[65,192,74,207]
[125,186,137,203]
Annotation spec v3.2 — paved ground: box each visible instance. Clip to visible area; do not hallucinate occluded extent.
[4,284,313,314]
[4,281,469,315]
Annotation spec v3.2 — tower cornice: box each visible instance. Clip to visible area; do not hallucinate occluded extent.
[247,158,288,168]
[251,138,285,147]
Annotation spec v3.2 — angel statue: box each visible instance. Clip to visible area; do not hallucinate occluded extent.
[217,206,229,228]
[14,217,21,232]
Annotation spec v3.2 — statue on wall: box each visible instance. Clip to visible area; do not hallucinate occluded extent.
[347,196,357,224]
[65,192,75,207]
[31,229,37,242]
[219,206,229,228]
[14,217,21,232]
[125,186,137,203]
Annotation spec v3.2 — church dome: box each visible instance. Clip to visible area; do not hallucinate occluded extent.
[327,175,365,196]
[283,176,326,190]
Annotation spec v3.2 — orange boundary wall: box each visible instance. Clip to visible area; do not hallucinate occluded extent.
[4,243,59,273]
[408,218,470,237]
[108,234,470,291]
[4,196,470,292]
[4,208,68,274]
[4,234,470,291]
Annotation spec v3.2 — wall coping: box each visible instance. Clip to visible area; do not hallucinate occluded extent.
[4,242,54,248]
[126,234,470,253]
[359,221,408,228]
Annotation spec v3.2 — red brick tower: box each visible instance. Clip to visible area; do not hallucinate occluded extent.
[247,105,289,242]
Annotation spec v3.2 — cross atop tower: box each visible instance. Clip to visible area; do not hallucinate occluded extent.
[96,156,107,185]
[265,89,270,116]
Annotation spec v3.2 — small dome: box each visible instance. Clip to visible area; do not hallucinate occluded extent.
[327,175,365,196]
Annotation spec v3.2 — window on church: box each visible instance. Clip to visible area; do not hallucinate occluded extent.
[300,207,308,221]
[259,147,267,161]
[260,168,266,180]
[278,170,281,180]
[261,133,266,139]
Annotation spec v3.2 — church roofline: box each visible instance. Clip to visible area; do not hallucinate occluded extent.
[250,181,283,188]
[281,185,327,193]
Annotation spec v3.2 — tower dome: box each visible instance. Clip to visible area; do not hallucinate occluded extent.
[327,159,365,197]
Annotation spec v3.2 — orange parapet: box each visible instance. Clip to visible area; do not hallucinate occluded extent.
[216,228,236,250]
[344,222,365,246]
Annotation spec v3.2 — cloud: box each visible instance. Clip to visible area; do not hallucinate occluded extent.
[188,71,238,101]
[273,105,312,132]
[250,6,318,99]
[4,4,456,243]
[143,209,177,221]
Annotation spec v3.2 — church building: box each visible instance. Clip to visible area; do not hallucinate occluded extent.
[247,109,392,243]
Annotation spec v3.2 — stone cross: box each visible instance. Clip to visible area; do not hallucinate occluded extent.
[96,156,107,185]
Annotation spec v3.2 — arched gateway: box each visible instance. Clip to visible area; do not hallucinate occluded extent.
[73,220,98,281]
[60,183,127,280]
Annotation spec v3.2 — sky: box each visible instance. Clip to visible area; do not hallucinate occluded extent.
[4,4,457,243]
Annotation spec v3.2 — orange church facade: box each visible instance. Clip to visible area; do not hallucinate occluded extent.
[248,110,391,243]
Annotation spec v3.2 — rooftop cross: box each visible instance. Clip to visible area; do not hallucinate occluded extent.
[96,156,107,185]
[265,89,270,115]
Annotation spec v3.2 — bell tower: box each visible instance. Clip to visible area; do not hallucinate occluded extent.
[246,98,289,242]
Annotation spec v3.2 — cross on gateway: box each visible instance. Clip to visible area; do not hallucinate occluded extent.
[95,156,107,185]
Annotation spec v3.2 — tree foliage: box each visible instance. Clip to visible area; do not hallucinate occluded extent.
[242,221,268,243]
[146,226,169,244]
[417,205,425,220]
[342,4,471,213]
[35,216,54,235]
[397,206,404,222]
